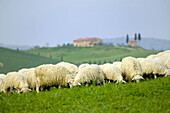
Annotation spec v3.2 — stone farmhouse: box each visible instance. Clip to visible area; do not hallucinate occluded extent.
[73,37,103,47]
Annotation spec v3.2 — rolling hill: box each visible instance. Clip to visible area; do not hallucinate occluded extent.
[0,47,58,74]
[25,45,160,65]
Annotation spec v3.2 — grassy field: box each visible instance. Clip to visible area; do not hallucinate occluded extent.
[25,45,160,64]
[0,77,169,112]
[0,47,58,74]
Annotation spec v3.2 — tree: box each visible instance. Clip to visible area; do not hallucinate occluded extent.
[138,33,141,46]
[138,33,141,41]
[126,34,129,44]
[134,33,137,40]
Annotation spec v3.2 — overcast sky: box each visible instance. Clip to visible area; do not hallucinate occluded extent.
[0,0,170,46]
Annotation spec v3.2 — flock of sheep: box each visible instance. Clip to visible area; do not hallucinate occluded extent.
[0,50,169,94]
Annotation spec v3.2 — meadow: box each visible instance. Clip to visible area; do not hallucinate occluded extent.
[0,77,169,112]
[25,45,160,64]
[0,47,58,74]
[0,46,169,112]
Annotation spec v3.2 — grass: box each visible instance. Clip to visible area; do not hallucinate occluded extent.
[0,47,58,74]
[25,45,160,64]
[0,77,169,112]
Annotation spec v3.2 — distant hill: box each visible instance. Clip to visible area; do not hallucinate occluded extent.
[0,47,58,74]
[0,43,33,50]
[25,46,160,64]
[102,37,170,50]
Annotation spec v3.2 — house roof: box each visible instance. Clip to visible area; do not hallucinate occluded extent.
[74,37,102,43]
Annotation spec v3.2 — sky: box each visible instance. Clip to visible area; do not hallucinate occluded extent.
[0,0,170,46]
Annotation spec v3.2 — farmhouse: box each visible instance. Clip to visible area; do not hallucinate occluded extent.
[73,37,103,47]
[129,40,137,47]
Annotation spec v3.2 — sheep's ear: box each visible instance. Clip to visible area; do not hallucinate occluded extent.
[20,90,23,93]
[77,82,81,86]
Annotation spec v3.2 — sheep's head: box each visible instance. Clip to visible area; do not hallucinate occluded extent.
[165,69,170,77]
[131,75,144,83]
[67,79,81,88]
[115,80,126,84]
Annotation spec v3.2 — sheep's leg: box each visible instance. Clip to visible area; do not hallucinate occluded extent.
[58,85,61,89]
[17,89,21,94]
[108,80,110,83]
[103,80,105,86]
[154,75,157,79]
[36,78,40,93]
[10,87,13,94]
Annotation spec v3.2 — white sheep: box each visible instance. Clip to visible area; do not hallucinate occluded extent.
[137,58,145,63]
[57,62,79,77]
[140,59,170,78]
[164,57,170,69]
[0,62,3,68]
[18,68,36,90]
[79,63,90,70]
[146,54,164,64]
[4,72,30,94]
[121,56,144,82]
[113,61,122,70]
[35,64,74,93]
[99,64,125,83]
[70,65,105,87]
[0,74,6,92]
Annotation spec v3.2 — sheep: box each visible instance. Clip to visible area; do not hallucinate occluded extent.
[99,64,125,83]
[35,64,74,93]
[0,62,3,68]
[113,61,122,70]
[79,63,90,70]
[140,59,170,79]
[70,65,105,87]
[137,58,145,63]
[18,68,36,90]
[121,56,144,82]
[164,57,170,69]
[57,62,79,77]
[146,54,164,64]
[0,74,6,92]
[4,72,31,94]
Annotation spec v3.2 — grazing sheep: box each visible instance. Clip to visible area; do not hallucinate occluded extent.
[164,57,170,69]
[4,72,30,94]
[18,68,36,90]
[57,62,79,77]
[121,56,144,82]
[0,74,6,92]
[113,61,122,70]
[35,64,74,93]
[70,65,105,87]
[137,58,145,63]
[146,54,164,64]
[0,62,3,68]
[140,59,170,79]
[99,64,125,83]
[79,63,90,70]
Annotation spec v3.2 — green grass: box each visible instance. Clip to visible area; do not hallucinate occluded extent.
[25,45,160,64]
[0,77,169,112]
[0,47,58,74]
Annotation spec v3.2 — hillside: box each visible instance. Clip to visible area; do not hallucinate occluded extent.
[0,77,169,112]
[0,47,58,74]
[25,46,160,64]
[103,37,170,50]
